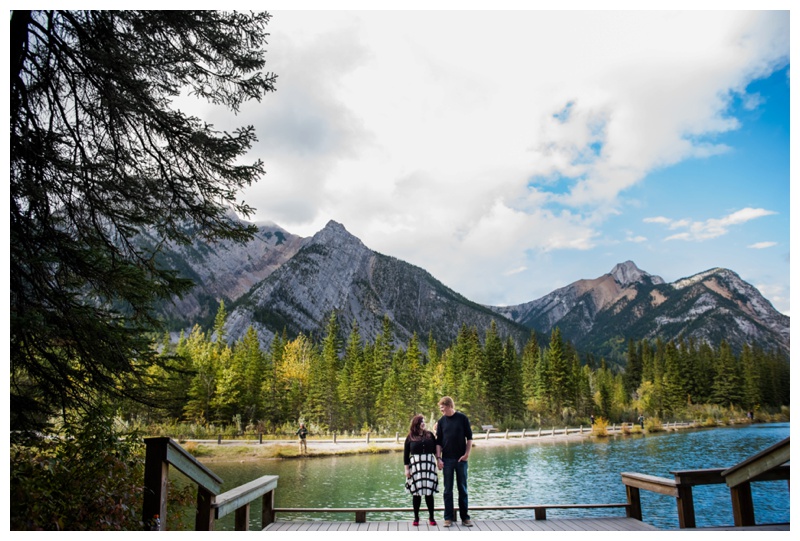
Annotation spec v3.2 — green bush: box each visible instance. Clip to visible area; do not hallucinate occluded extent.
[644,417,665,432]
[10,429,144,530]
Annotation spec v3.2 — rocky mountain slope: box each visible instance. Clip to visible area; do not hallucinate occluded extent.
[224,221,530,348]
[491,261,789,359]
[150,215,788,361]
[140,221,307,328]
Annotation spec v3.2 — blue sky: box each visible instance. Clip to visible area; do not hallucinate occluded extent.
[193,5,792,315]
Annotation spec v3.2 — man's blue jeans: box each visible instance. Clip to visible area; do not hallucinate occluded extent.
[442,458,469,521]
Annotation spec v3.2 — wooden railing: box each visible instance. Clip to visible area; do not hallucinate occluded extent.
[142,437,278,531]
[272,502,631,523]
[621,437,790,528]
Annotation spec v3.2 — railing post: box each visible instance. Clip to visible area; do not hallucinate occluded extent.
[355,510,367,523]
[262,488,276,527]
[730,482,755,527]
[235,503,250,531]
[534,508,546,520]
[217,434,222,445]
[675,485,696,528]
[143,438,169,530]
[366,431,370,444]
[625,485,642,521]
[396,432,399,443]
[195,486,216,530]
[333,432,337,443]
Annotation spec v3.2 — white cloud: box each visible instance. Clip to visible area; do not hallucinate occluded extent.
[749,241,778,249]
[654,208,778,242]
[644,216,671,225]
[185,10,789,305]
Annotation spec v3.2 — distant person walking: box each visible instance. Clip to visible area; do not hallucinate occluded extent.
[296,423,308,455]
[404,414,439,527]
[435,396,473,527]
[638,414,645,430]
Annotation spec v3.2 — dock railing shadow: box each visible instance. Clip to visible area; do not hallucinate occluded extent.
[621,436,789,529]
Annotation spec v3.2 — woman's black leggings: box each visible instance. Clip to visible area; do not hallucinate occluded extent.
[412,495,435,520]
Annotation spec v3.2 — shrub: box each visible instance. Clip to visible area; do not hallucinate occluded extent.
[10,427,144,530]
[644,417,664,432]
[592,417,610,437]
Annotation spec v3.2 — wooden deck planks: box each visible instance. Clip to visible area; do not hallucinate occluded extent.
[263,517,659,532]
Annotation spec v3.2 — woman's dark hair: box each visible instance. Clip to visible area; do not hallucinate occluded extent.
[408,414,427,441]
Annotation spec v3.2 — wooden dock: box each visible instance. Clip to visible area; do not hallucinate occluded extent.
[142,437,789,532]
[264,517,659,531]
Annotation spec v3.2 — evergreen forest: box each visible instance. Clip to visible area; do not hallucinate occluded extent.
[130,302,790,438]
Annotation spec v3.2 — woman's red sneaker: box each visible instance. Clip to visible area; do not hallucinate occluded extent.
[429,520,437,526]
[412,520,419,526]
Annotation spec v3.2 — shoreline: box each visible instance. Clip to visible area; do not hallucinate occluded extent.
[189,423,709,463]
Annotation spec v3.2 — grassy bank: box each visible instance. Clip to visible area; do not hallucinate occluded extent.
[185,440,403,462]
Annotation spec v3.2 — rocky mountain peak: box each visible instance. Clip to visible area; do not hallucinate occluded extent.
[310,220,362,246]
[609,260,664,287]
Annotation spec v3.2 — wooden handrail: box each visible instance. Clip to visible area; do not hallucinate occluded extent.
[210,475,279,531]
[142,437,279,531]
[621,442,790,530]
[721,437,790,487]
[719,437,790,527]
[620,472,678,497]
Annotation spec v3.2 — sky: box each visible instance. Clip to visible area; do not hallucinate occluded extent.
[188,2,792,315]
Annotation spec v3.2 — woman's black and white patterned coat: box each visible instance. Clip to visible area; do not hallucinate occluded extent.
[403,431,439,495]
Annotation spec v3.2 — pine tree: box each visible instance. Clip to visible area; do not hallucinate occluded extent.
[11,10,276,435]
[482,321,505,420]
[662,341,686,414]
[279,335,314,423]
[548,327,569,415]
[521,332,540,407]
[305,313,341,429]
[338,321,364,430]
[739,343,761,411]
[404,333,425,415]
[623,337,642,399]
[182,325,219,424]
[501,336,524,420]
[711,341,743,408]
[262,332,286,427]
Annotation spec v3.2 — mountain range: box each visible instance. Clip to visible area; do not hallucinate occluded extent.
[151,218,790,363]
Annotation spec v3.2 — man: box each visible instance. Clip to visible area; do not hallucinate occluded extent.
[435,396,473,527]
[296,423,308,455]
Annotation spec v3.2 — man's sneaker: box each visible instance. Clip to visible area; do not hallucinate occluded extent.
[462,520,473,527]
[443,520,452,527]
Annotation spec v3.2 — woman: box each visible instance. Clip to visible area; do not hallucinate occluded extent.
[403,414,439,526]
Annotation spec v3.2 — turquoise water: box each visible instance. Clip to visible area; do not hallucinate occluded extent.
[182,423,789,530]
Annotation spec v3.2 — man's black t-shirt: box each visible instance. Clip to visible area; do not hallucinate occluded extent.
[436,411,473,459]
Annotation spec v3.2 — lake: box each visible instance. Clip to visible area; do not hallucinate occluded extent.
[184,422,789,530]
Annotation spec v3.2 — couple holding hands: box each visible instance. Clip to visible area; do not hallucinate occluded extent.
[403,396,473,527]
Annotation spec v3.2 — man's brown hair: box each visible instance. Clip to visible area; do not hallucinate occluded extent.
[438,396,454,408]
